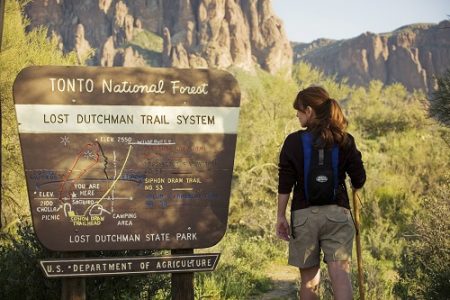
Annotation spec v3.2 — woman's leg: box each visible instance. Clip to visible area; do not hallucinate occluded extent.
[299,265,321,300]
[327,260,352,300]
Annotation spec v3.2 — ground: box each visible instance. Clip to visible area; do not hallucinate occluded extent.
[252,263,299,300]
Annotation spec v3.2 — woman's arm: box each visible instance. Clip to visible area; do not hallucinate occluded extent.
[276,193,290,241]
[345,134,366,189]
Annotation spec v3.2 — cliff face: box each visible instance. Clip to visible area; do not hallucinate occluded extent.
[24,0,292,74]
[293,21,450,92]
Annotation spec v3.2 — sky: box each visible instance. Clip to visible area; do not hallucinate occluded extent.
[272,0,449,43]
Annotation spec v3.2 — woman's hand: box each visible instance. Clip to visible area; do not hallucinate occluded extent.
[276,216,290,241]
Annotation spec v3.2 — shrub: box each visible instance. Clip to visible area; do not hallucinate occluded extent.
[0,222,170,300]
[395,180,450,300]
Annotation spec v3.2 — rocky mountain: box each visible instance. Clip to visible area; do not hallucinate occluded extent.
[24,0,292,74]
[293,21,450,92]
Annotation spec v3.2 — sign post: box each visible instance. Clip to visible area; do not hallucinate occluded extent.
[13,66,240,297]
[171,249,194,300]
[60,252,86,300]
[61,277,85,300]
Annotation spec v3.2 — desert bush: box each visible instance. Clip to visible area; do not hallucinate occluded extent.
[0,221,170,300]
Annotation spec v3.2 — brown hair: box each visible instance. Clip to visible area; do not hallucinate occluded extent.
[293,86,348,148]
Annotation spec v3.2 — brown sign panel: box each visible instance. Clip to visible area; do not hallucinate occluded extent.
[40,253,220,278]
[13,66,240,251]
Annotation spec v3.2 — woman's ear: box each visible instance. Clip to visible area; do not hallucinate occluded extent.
[306,106,314,118]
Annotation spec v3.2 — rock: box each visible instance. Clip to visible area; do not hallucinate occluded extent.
[294,22,450,92]
[170,43,190,68]
[113,1,134,45]
[114,1,128,28]
[243,0,292,74]
[99,0,112,14]
[189,54,208,68]
[134,18,143,32]
[162,27,172,66]
[225,0,252,70]
[23,0,292,74]
[74,23,92,64]
[115,47,147,66]
[387,46,427,90]
[101,36,116,67]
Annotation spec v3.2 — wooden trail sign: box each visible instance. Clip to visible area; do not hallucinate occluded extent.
[13,66,240,251]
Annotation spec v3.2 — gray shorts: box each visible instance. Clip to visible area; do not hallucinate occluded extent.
[288,205,355,269]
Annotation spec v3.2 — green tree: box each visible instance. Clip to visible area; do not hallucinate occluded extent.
[429,70,450,128]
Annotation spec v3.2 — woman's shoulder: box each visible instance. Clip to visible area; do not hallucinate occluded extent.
[284,130,304,143]
[281,130,304,151]
[345,132,356,143]
[341,132,359,151]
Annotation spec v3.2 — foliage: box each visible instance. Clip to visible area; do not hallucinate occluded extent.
[348,81,427,138]
[0,222,170,300]
[1,0,79,227]
[126,29,163,66]
[429,70,450,128]
[222,62,449,299]
[429,69,450,145]
[344,77,449,298]
[228,68,298,240]
[395,179,450,300]
[0,222,60,300]
[292,61,352,100]
[129,30,163,53]
[195,230,274,299]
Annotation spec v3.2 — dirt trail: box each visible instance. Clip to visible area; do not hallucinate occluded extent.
[252,263,299,300]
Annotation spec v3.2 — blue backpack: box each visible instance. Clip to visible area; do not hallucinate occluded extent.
[301,132,339,206]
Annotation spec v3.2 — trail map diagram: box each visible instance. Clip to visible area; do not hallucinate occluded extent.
[55,141,133,224]
[13,66,240,251]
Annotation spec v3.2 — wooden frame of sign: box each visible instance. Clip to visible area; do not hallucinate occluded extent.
[13,66,241,299]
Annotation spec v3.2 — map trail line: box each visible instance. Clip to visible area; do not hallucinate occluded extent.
[58,142,100,203]
[82,144,133,216]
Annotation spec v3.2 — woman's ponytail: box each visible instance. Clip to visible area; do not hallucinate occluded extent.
[327,98,348,147]
[294,87,348,148]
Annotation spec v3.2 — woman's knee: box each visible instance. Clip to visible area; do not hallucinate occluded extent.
[328,260,352,287]
[328,260,351,275]
[300,266,321,288]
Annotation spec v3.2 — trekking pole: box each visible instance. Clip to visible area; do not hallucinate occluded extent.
[352,189,365,300]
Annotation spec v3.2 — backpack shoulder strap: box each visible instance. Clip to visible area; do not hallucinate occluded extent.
[332,144,339,192]
[301,132,313,203]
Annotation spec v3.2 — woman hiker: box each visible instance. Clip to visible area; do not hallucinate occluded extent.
[276,86,366,300]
